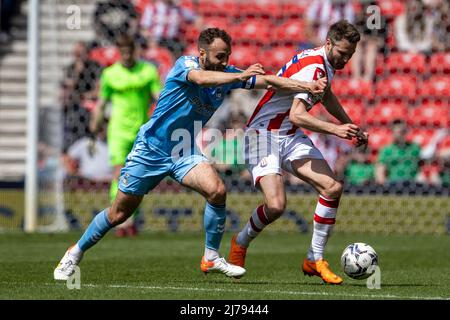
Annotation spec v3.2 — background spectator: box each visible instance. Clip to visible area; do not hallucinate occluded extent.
[305,0,355,48]
[344,148,375,185]
[93,0,139,45]
[394,0,435,54]
[63,124,112,182]
[375,119,421,185]
[140,0,203,58]
[352,0,387,81]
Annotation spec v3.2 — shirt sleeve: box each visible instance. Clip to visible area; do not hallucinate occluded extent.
[99,70,112,100]
[175,56,202,85]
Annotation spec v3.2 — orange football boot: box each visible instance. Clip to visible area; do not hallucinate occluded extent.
[302,258,343,285]
[228,234,247,268]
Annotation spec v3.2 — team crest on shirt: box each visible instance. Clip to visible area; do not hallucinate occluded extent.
[184,59,199,69]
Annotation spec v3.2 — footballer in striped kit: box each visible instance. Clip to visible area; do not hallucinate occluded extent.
[229,20,369,285]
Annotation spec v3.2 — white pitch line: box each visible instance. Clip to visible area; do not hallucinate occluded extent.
[47,282,450,300]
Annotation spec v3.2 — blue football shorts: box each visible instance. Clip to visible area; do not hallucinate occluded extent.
[118,133,208,196]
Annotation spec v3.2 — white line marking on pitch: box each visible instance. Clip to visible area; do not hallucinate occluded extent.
[52,282,450,300]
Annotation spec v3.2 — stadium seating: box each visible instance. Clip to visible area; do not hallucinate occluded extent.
[429,52,450,74]
[375,75,417,101]
[333,78,373,98]
[88,47,120,67]
[419,76,450,100]
[230,20,271,45]
[229,45,259,69]
[366,100,408,126]
[407,101,449,127]
[339,98,366,126]
[407,128,436,149]
[238,0,284,20]
[271,20,307,45]
[260,46,296,73]
[385,52,426,75]
[379,0,405,17]
[368,126,393,153]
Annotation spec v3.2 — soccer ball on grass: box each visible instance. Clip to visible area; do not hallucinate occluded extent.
[340,242,378,280]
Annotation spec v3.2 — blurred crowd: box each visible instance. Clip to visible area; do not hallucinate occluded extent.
[45,0,449,190]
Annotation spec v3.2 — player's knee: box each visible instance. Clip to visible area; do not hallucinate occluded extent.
[206,182,227,205]
[265,199,286,220]
[323,180,343,199]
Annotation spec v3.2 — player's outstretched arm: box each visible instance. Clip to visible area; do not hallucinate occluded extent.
[188,63,265,87]
[254,75,327,95]
[289,98,360,140]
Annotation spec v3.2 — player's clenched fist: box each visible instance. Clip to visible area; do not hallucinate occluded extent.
[310,77,328,95]
[333,123,360,140]
[239,63,265,81]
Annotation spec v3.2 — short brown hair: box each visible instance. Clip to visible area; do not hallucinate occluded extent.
[327,20,361,44]
[198,28,232,50]
[115,33,135,49]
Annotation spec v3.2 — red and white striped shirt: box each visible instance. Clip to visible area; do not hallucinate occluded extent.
[247,46,335,135]
[140,0,197,41]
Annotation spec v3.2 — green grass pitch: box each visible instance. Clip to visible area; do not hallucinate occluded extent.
[0,231,449,300]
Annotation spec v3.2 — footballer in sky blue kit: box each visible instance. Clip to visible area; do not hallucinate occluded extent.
[54,28,326,280]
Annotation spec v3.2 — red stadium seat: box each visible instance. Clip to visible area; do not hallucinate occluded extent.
[88,47,120,67]
[230,20,271,45]
[437,134,450,153]
[375,54,385,77]
[202,16,230,30]
[366,101,408,126]
[339,98,366,126]
[375,75,417,101]
[368,126,393,157]
[238,0,284,20]
[260,46,297,73]
[271,20,307,45]
[385,52,426,75]
[281,1,308,19]
[419,76,450,99]
[143,46,174,80]
[184,43,198,56]
[379,0,405,17]
[197,0,237,17]
[430,52,450,74]
[407,102,449,127]
[229,45,259,69]
[332,79,373,99]
[407,128,436,149]
[182,24,201,44]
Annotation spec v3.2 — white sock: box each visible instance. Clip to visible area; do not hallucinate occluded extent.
[69,243,83,259]
[204,247,220,261]
[236,205,270,248]
[307,196,339,261]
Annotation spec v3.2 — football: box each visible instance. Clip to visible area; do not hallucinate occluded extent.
[341,243,378,280]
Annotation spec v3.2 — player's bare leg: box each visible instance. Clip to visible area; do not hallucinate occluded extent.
[291,158,343,284]
[111,165,139,237]
[229,174,286,267]
[54,191,143,280]
[181,161,246,278]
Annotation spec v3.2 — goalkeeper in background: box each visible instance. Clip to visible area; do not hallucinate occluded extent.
[90,33,161,237]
